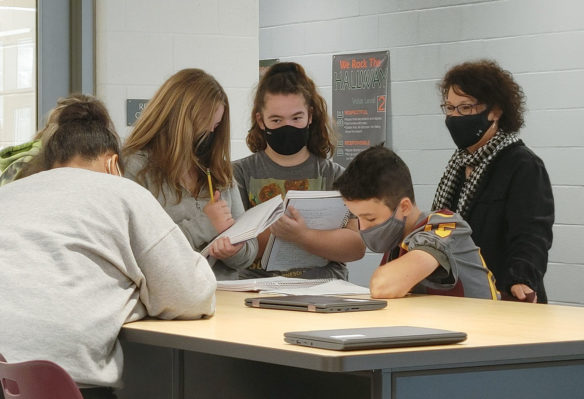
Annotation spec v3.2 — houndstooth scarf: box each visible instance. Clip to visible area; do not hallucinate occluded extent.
[432,132,520,218]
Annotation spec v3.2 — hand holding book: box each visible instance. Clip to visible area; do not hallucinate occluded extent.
[262,191,350,271]
[206,237,244,259]
[269,205,308,241]
[200,195,284,257]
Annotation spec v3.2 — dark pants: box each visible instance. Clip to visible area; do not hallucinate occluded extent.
[80,387,117,399]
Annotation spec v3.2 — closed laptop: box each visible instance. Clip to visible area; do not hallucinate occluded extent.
[244,295,387,313]
[284,326,467,350]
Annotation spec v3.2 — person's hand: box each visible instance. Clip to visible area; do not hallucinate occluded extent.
[510,283,537,303]
[269,206,308,243]
[208,236,243,259]
[203,191,234,233]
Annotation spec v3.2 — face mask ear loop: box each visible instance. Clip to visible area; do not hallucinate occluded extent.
[106,158,112,174]
[115,162,121,176]
[393,200,407,230]
[261,119,270,135]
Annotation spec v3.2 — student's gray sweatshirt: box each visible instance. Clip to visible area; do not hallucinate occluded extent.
[0,168,216,388]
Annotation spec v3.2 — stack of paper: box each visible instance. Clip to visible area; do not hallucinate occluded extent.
[217,276,332,292]
[217,276,370,296]
[261,280,370,296]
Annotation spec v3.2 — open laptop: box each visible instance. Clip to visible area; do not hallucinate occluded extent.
[284,326,467,350]
[244,295,387,313]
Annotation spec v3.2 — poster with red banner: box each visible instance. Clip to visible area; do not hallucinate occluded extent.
[332,51,390,167]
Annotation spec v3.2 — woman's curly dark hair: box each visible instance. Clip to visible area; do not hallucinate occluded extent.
[439,59,526,134]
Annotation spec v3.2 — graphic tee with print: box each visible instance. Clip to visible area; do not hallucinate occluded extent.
[233,151,348,279]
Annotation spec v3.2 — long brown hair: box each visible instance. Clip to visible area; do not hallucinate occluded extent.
[123,69,231,200]
[247,62,335,158]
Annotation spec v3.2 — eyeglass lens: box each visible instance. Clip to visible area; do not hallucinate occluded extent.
[441,104,479,115]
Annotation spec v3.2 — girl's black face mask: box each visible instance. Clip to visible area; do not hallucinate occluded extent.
[445,108,493,149]
[263,123,309,155]
[194,133,214,164]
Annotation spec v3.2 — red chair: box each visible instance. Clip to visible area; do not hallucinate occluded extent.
[0,353,83,399]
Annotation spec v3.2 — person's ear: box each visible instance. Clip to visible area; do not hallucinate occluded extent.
[489,105,503,122]
[111,154,121,176]
[106,154,121,176]
[256,112,265,130]
[398,197,414,218]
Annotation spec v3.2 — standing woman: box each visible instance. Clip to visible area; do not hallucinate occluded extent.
[233,62,365,279]
[432,59,554,303]
[123,69,257,280]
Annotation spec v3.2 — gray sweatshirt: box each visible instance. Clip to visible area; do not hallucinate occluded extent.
[0,168,216,388]
[124,152,258,280]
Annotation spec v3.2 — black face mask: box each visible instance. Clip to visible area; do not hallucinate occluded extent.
[194,133,214,163]
[263,123,309,155]
[445,109,493,149]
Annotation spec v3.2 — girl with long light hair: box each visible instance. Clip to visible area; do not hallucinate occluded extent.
[123,68,257,280]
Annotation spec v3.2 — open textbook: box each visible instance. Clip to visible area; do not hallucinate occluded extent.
[261,190,350,271]
[201,195,284,257]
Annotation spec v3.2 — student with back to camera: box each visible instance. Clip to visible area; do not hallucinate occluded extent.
[233,62,366,279]
[333,145,498,300]
[0,96,216,399]
[123,68,257,280]
[432,60,554,303]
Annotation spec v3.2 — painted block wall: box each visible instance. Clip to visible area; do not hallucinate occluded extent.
[95,0,259,161]
[259,0,584,304]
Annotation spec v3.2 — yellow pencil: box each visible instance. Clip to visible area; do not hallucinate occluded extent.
[206,168,214,202]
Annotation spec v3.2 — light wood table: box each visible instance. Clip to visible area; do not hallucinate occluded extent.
[118,291,584,398]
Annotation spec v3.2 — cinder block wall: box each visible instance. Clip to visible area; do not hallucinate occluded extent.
[95,0,259,160]
[259,0,584,304]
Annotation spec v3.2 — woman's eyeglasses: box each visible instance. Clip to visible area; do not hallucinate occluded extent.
[440,103,483,116]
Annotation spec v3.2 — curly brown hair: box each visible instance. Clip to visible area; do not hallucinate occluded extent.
[439,59,526,134]
[247,62,335,158]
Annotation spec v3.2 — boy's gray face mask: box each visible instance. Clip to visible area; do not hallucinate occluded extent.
[359,207,406,253]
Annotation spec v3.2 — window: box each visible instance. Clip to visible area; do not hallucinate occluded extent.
[0,2,36,148]
[14,106,33,143]
[17,42,34,89]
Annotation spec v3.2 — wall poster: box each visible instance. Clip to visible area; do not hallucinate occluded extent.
[332,51,390,167]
